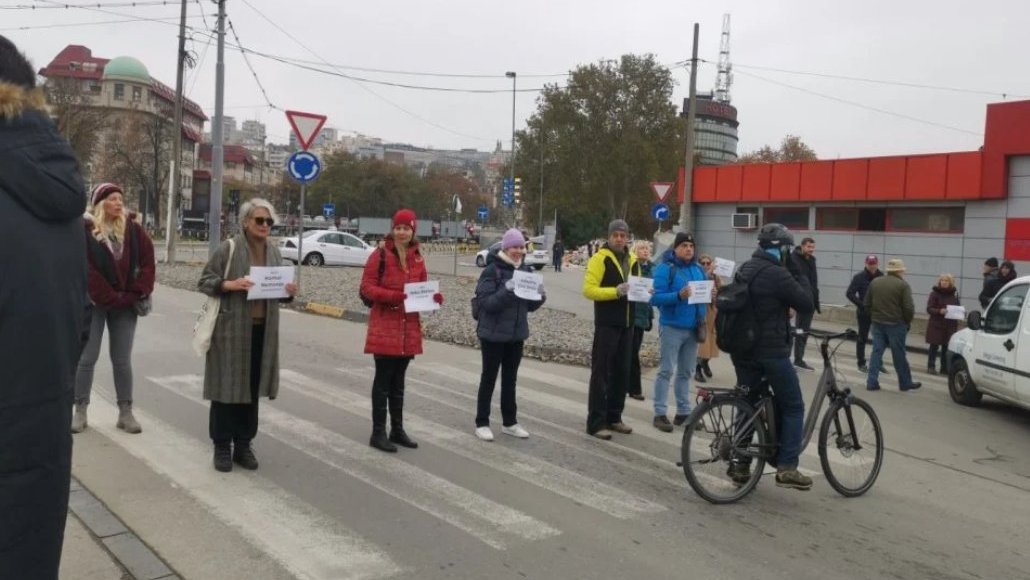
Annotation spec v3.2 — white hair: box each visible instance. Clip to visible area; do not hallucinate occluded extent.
[239,197,279,226]
[631,239,652,254]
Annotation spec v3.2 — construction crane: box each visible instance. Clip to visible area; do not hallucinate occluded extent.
[714,13,733,103]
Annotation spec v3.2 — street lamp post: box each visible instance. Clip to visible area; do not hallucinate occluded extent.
[505,71,516,227]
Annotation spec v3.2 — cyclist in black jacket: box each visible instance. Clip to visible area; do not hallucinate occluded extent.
[845,255,885,372]
[729,223,815,490]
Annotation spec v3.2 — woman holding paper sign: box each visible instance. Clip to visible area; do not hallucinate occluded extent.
[198,198,297,472]
[472,229,547,440]
[628,240,654,401]
[361,209,441,453]
[925,274,960,375]
[694,254,722,383]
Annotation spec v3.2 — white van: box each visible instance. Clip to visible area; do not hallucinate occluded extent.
[947,275,1030,410]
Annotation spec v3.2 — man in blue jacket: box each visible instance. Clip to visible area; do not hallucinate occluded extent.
[650,232,707,432]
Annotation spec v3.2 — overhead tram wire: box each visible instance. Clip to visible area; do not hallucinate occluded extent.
[236,0,494,144]
[0,14,201,31]
[32,0,209,30]
[225,16,279,111]
[2,0,182,8]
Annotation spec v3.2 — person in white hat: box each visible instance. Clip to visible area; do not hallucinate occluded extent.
[863,258,922,392]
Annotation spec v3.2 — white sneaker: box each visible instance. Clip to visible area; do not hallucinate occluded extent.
[501,424,530,439]
[475,426,495,441]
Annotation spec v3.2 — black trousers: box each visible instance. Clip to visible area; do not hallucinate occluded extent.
[587,325,632,434]
[856,313,872,366]
[476,340,524,427]
[371,356,412,432]
[792,310,814,363]
[628,327,645,397]
[209,323,264,445]
[0,393,72,580]
[927,344,947,373]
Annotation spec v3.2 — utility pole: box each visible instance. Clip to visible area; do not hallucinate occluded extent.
[208,0,227,254]
[505,71,516,227]
[164,0,188,263]
[679,22,700,233]
[537,130,544,235]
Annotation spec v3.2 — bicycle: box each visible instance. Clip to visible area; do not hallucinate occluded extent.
[679,329,884,504]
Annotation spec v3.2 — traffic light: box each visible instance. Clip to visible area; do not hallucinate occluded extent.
[513,177,521,205]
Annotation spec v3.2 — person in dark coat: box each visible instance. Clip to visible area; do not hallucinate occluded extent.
[552,237,565,272]
[789,237,819,370]
[473,228,546,440]
[845,255,885,373]
[925,274,960,375]
[729,223,815,491]
[0,36,88,579]
[360,208,442,453]
[628,240,654,401]
[983,261,1019,305]
[978,257,1000,309]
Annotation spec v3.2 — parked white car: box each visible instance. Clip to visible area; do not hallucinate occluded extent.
[947,275,1030,410]
[476,240,548,270]
[475,242,502,268]
[279,230,374,267]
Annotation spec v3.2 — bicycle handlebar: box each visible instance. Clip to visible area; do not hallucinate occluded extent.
[805,328,857,341]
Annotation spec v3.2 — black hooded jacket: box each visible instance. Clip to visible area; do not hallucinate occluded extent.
[735,249,815,359]
[475,249,546,342]
[0,85,88,409]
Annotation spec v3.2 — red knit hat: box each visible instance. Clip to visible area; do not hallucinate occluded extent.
[392,208,417,232]
[90,182,123,208]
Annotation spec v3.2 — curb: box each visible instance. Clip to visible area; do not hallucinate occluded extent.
[68,477,179,580]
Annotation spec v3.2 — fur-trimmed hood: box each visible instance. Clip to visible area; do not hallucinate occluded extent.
[0,81,86,222]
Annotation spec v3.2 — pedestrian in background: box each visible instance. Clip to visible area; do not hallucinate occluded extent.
[198,198,297,472]
[846,255,886,373]
[694,254,721,383]
[361,208,442,453]
[978,257,1000,309]
[582,219,639,440]
[552,237,565,272]
[925,273,960,375]
[73,182,155,434]
[864,259,922,392]
[649,232,707,432]
[0,35,88,579]
[628,240,654,401]
[473,228,546,441]
[789,237,819,371]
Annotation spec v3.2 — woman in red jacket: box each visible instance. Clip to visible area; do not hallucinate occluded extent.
[73,182,155,434]
[360,209,442,453]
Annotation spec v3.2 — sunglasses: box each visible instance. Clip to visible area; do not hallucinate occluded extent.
[252,217,275,227]
[700,260,711,266]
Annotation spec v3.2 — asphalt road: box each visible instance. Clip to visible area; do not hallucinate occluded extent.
[68,283,1030,580]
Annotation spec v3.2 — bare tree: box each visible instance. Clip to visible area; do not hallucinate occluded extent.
[96,108,173,228]
[45,77,110,170]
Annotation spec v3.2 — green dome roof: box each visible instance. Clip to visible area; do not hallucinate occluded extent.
[103,56,150,82]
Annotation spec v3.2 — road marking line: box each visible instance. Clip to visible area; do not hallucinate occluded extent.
[281,369,666,519]
[149,375,558,550]
[87,394,406,580]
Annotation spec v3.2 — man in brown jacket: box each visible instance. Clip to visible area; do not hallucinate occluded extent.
[863,259,922,392]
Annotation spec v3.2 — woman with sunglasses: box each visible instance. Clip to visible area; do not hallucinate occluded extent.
[694,254,722,383]
[198,198,297,472]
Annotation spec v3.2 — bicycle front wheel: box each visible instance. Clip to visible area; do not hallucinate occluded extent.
[682,398,768,504]
[818,397,884,497]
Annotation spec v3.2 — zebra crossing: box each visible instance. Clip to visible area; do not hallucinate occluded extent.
[92,352,944,578]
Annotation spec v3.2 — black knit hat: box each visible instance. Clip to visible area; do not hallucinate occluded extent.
[985,257,999,268]
[673,232,695,249]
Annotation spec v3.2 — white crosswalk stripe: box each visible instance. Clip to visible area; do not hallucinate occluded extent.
[149,375,560,551]
[87,394,406,580]
[279,369,667,519]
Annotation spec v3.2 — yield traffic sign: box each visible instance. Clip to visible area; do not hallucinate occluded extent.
[285,110,327,151]
[650,182,674,202]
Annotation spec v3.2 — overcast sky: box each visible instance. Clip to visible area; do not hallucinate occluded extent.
[6,0,1030,162]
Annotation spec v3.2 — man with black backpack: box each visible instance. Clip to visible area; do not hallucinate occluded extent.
[716,223,814,490]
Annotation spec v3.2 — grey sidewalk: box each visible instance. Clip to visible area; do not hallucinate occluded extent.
[61,478,179,580]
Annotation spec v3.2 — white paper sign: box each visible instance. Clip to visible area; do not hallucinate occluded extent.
[945,305,966,320]
[512,270,544,301]
[403,281,440,313]
[687,280,714,304]
[627,275,654,303]
[246,266,294,300]
[713,257,735,278]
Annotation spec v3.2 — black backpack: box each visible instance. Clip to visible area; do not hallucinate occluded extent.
[715,262,773,355]
[359,247,387,308]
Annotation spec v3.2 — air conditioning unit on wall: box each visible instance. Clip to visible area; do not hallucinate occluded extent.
[732,213,757,230]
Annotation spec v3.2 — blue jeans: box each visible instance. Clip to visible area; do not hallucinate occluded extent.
[653,325,698,417]
[733,357,806,470]
[868,323,914,389]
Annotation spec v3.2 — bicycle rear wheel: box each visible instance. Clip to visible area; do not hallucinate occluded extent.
[818,397,883,497]
[681,398,768,504]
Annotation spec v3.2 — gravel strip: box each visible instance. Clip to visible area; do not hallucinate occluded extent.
[157,263,660,368]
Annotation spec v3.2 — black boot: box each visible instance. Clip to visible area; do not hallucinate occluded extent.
[233,440,259,470]
[370,429,397,452]
[370,380,396,452]
[389,395,418,448]
[694,364,707,383]
[701,359,713,378]
[213,442,232,472]
[927,348,939,375]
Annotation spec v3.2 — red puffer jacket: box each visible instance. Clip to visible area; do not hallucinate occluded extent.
[85,218,156,310]
[361,237,428,356]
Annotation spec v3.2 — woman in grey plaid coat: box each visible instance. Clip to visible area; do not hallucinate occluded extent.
[198,198,296,472]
